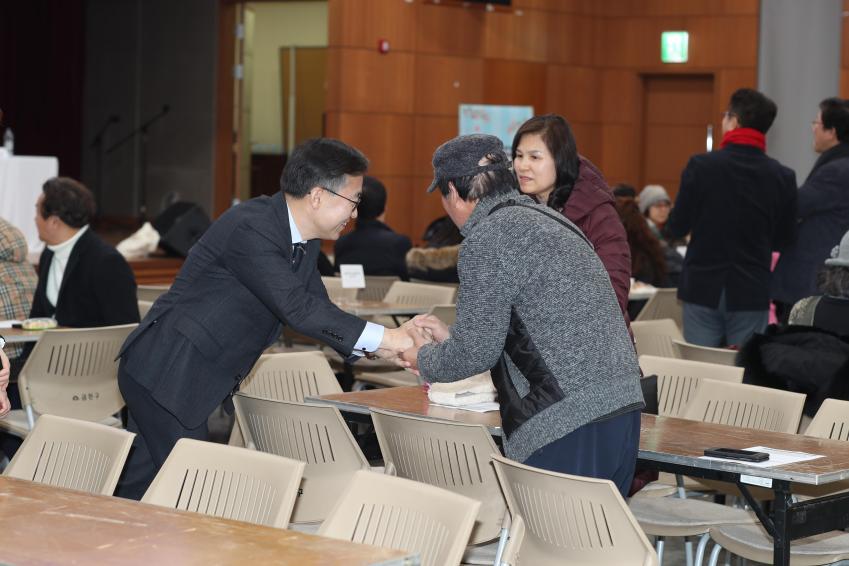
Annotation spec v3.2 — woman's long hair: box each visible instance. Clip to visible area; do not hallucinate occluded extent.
[511,114,580,211]
[615,199,667,285]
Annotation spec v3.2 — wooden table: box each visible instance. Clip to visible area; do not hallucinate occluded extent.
[310,387,849,566]
[128,254,184,285]
[3,325,52,344]
[0,476,417,565]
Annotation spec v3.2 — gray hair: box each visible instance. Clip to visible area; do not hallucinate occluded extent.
[438,151,517,201]
[818,265,849,299]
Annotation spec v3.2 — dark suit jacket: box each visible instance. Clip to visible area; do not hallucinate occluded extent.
[772,147,849,304]
[333,219,412,279]
[118,192,367,429]
[667,143,797,311]
[30,228,139,327]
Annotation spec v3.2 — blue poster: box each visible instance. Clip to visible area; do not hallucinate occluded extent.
[458,104,534,148]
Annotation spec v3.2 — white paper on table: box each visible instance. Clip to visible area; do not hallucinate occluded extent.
[699,446,824,468]
[339,264,366,288]
[0,320,21,329]
[676,245,688,258]
[429,401,500,413]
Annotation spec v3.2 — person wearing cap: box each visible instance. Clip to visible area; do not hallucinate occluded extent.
[114,138,416,500]
[772,97,849,322]
[666,88,797,348]
[786,229,849,336]
[401,134,644,497]
[638,184,672,240]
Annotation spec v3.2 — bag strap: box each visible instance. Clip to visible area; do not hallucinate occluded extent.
[488,199,594,250]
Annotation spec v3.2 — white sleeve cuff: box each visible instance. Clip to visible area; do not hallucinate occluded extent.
[352,322,384,356]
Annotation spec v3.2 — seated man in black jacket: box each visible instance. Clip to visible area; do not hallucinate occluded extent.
[333,176,411,279]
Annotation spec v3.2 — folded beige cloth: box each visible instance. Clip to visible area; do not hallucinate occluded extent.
[428,371,497,407]
[117,222,161,259]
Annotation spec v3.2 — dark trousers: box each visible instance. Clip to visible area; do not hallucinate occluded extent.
[114,366,208,500]
[523,409,641,498]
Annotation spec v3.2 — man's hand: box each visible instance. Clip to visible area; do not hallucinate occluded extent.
[0,348,11,418]
[373,326,415,363]
[412,314,450,343]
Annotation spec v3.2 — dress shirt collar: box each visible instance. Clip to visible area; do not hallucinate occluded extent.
[287,204,306,245]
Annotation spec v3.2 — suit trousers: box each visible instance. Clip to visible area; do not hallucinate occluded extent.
[114,365,209,500]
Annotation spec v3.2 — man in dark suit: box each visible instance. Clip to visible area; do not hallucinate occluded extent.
[29,177,139,329]
[333,176,412,279]
[667,88,797,347]
[115,138,414,499]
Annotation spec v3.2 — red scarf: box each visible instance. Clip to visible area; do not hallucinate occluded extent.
[719,127,766,152]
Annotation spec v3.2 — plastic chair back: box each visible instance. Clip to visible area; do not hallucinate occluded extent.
[321,276,358,302]
[639,355,744,418]
[371,408,505,544]
[672,339,739,366]
[631,319,683,358]
[4,414,135,495]
[491,454,658,566]
[806,398,849,441]
[233,394,369,523]
[635,288,683,330]
[19,324,137,425]
[681,379,805,433]
[239,351,342,401]
[384,281,457,306]
[427,304,457,326]
[138,300,153,319]
[319,470,480,566]
[142,438,305,528]
[136,284,169,302]
[358,275,400,301]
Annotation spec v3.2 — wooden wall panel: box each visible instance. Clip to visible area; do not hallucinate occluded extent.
[570,122,603,165]
[411,176,449,245]
[483,9,549,62]
[380,176,416,236]
[326,48,415,114]
[328,0,416,51]
[715,68,757,116]
[545,65,601,122]
[545,13,597,66]
[413,116,457,177]
[325,112,414,177]
[600,69,641,125]
[415,4,486,57]
[600,124,640,185]
[414,55,484,116]
[482,59,547,111]
[684,16,759,68]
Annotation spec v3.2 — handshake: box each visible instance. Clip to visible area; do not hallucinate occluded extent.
[375,314,451,373]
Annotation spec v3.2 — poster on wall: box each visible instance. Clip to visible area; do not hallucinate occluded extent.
[458,104,534,149]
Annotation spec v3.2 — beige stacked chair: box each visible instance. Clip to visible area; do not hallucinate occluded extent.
[136,284,169,302]
[705,398,849,566]
[632,319,683,358]
[371,409,507,564]
[233,394,370,524]
[635,288,683,331]
[138,299,154,319]
[4,414,135,496]
[374,281,457,327]
[639,356,744,419]
[491,454,658,566]
[142,438,304,528]
[357,275,399,301]
[428,303,457,326]
[0,324,137,438]
[229,351,342,446]
[320,276,358,302]
[630,380,806,565]
[318,469,480,566]
[672,339,739,366]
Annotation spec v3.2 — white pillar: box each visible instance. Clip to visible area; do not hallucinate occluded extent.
[757,0,843,181]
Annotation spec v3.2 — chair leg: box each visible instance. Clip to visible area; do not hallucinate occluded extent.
[656,536,665,566]
[694,533,710,566]
[493,526,509,566]
[707,543,723,566]
[684,536,694,566]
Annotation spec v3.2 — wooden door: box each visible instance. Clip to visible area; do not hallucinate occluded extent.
[640,75,715,199]
[280,47,327,152]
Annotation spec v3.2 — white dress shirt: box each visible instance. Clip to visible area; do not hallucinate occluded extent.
[45,225,89,307]
[287,206,383,354]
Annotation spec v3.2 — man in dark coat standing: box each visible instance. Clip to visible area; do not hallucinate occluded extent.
[333,176,412,279]
[667,88,797,347]
[114,139,413,500]
[772,97,849,320]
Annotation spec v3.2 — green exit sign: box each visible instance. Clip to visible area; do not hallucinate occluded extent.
[661,31,689,63]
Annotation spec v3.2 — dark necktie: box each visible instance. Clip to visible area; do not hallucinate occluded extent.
[292,242,306,271]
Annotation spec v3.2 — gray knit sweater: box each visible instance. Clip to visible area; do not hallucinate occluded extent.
[418,191,644,462]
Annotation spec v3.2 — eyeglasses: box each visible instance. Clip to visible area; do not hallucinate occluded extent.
[320,186,361,210]
[722,111,736,119]
[811,120,823,127]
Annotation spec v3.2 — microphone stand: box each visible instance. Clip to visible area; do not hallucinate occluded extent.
[89,115,120,217]
[107,104,170,221]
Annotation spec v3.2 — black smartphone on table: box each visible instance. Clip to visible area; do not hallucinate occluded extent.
[703,447,769,462]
